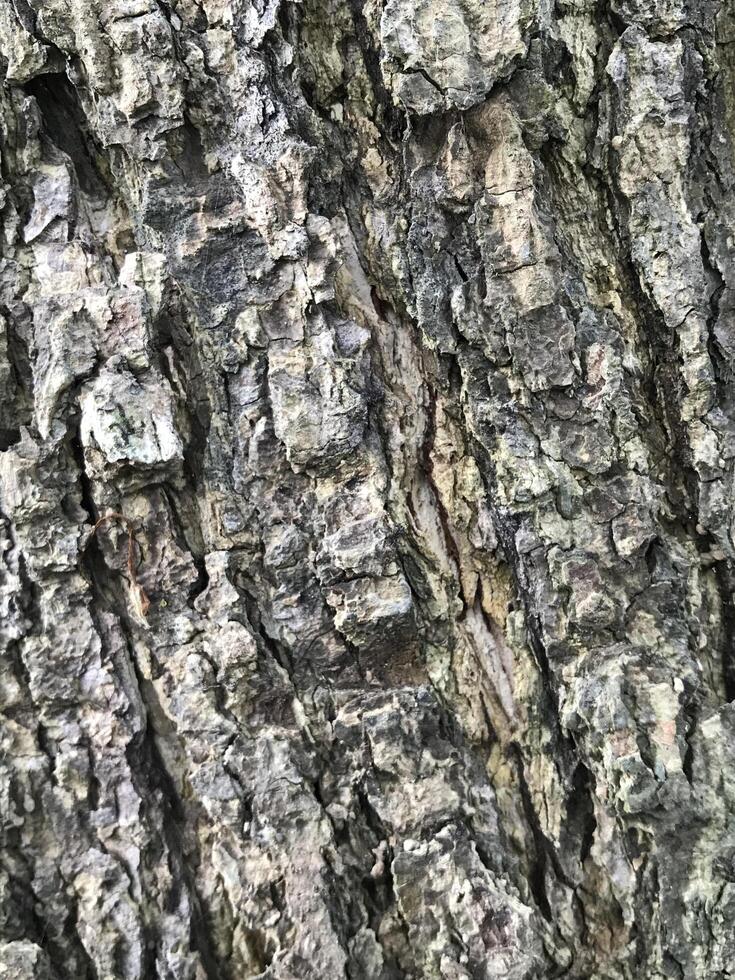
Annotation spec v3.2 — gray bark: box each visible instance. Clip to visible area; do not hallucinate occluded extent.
[1,0,734,977]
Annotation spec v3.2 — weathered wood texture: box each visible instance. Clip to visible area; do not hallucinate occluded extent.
[1,1,735,977]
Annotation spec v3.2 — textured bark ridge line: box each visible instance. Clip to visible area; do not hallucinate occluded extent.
[1,0,735,978]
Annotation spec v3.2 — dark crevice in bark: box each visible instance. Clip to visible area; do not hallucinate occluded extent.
[510,745,553,921]
[0,427,21,450]
[353,782,414,975]
[186,552,210,605]
[71,454,223,979]
[476,447,569,744]
[235,577,304,698]
[342,0,406,144]
[567,762,597,866]
[23,72,112,199]
[714,559,735,701]
[600,185,696,514]
[125,722,226,980]
[420,382,463,585]
[0,302,35,432]
[700,222,731,408]
[70,427,97,525]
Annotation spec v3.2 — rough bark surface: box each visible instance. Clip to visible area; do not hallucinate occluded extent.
[1,1,735,977]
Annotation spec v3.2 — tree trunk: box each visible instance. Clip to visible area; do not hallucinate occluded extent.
[1,1,734,977]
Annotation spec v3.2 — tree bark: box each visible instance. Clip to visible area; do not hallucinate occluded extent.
[1,0,734,977]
